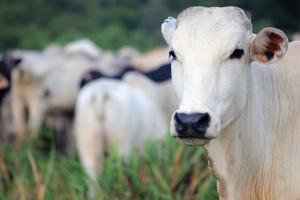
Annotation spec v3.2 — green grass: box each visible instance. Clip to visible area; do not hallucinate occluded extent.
[0,127,218,200]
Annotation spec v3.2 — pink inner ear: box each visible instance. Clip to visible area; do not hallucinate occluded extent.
[264,32,284,56]
[253,30,287,64]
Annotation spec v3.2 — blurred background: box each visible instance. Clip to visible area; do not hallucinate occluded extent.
[0,0,299,200]
[0,0,299,52]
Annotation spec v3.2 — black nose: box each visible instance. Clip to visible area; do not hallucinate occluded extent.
[174,112,210,138]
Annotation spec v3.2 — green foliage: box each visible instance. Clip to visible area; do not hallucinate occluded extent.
[0,129,218,200]
[0,0,298,52]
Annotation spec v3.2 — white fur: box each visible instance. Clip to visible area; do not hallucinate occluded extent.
[161,17,176,45]
[162,6,300,200]
[74,73,177,194]
[10,48,119,140]
[63,38,102,59]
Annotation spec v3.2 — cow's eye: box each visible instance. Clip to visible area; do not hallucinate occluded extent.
[229,49,244,59]
[169,51,177,61]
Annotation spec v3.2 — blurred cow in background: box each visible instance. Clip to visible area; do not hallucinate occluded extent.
[9,39,108,151]
[130,47,169,71]
[9,38,166,153]
[10,49,72,150]
[74,64,176,195]
[79,63,171,88]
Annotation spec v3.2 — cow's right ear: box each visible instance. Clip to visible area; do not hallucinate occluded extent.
[161,17,176,46]
[0,73,9,89]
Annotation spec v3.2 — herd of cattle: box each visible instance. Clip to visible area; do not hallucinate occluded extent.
[0,38,177,194]
[1,6,300,199]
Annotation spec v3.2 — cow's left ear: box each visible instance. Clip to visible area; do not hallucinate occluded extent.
[161,17,176,46]
[250,27,288,64]
[0,73,9,89]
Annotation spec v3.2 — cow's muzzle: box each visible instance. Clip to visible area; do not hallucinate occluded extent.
[174,112,210,139]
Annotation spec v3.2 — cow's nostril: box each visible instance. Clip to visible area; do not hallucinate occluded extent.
[174,113,184,132]
[196,113,210,132]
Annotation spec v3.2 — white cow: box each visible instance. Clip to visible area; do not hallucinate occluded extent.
[10,42,138,146]
[74,72,176,195]
[9,51,66,140]
[10,50,99,143]
[162,6,300,200]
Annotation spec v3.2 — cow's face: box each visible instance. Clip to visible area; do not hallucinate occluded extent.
[162,7,288,146]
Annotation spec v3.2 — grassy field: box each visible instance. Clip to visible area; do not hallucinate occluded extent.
[0,126,218,200]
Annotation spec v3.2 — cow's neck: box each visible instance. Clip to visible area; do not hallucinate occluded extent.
[203,117,239,200]
[203,62,300,200]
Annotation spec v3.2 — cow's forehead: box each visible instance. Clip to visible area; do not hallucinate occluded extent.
[176,6,252,32]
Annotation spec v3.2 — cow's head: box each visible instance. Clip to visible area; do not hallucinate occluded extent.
[161,7,288,146]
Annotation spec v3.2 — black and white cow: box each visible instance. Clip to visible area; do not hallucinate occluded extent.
[79,63,171,88]
[74,62,176,196]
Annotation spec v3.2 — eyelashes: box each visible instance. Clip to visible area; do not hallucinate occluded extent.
[229,49,244,59]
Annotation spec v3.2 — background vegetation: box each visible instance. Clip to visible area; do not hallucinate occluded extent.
[0,0,299,52]
[0,127,218,200]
